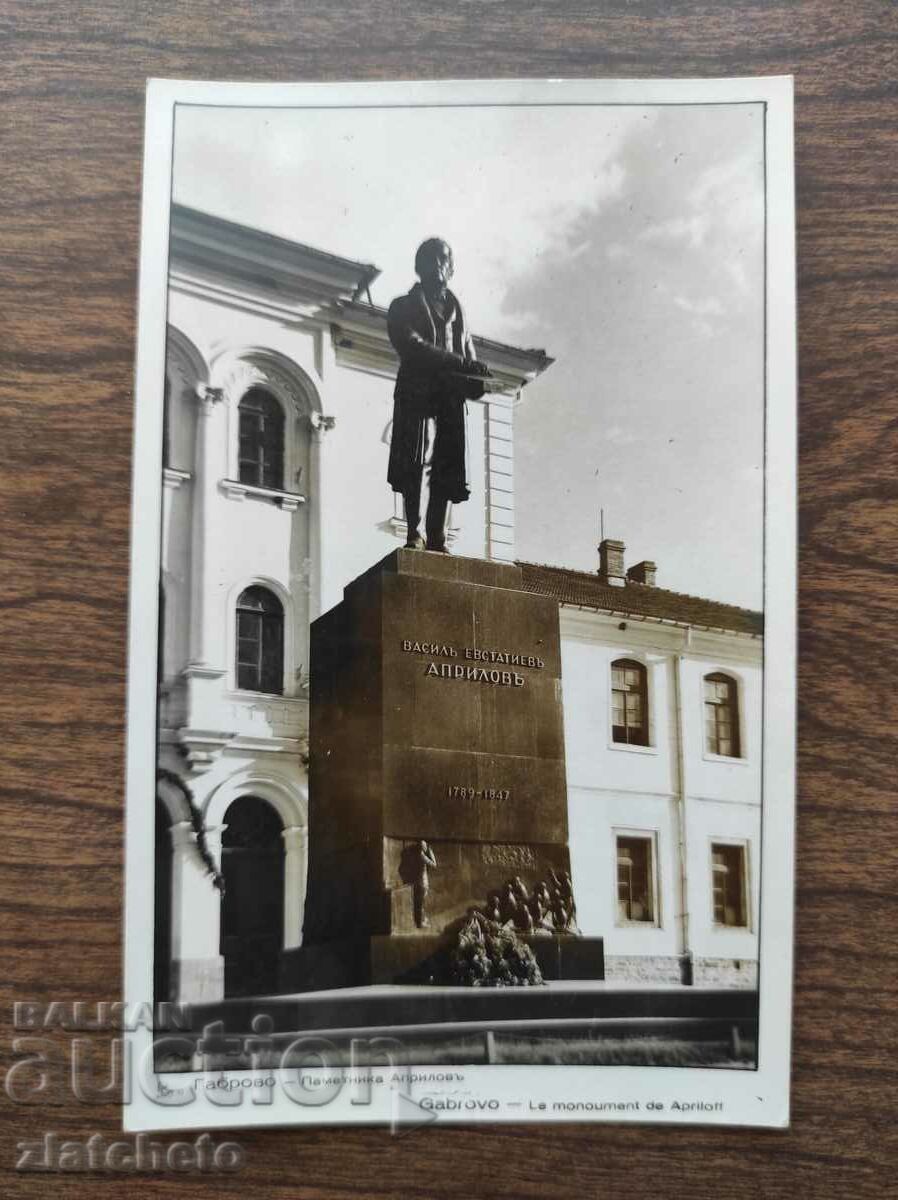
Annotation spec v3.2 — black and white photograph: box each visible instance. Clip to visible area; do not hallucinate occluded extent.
[124,77,796,1131]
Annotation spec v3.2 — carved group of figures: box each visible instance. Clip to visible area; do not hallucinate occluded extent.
[472,868,579,937]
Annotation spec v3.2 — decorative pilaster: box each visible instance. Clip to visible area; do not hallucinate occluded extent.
[188,386,225,668]
[282,824,309,949]
[308,413,336,623]
[485,393,516,562]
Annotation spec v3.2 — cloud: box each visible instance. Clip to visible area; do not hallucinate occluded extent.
[673,295,724,316]
[640,214,710,249]
[173,105,648,343]
[171,101,766,608]
[505,104,766,606]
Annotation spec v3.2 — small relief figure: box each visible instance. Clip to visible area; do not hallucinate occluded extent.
[518,902,535,934]
[502,884,522,926]
[529,886,555,935]
[546,866,564,901]
[562,900,581,935]
[412,839,437,929]
[511,875,530,904]
[467,908,489,944]
[559,869,578,927]
[486,893,504,924]
[550,895,568,931]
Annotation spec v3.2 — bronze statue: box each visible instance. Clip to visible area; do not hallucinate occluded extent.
[412,839,437,928]
[387,239,491,552]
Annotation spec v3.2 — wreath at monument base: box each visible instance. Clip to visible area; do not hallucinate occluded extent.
[448,912,544,988]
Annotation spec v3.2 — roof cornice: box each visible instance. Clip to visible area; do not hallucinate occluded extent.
[331,300,553,390]
[169,205,554,389]
[169,204,380,308]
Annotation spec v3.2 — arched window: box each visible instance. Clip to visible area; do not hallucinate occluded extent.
[236,586,284,694]
[704,672,741,757]
[611,659,648,746]
[239,387,284,490]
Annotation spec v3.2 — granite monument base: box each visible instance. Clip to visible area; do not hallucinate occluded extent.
[282,935,604,992]
[301,548,595,988]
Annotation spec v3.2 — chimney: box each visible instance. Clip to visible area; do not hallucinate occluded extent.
[627,560,657,587]
[598,538,626,587]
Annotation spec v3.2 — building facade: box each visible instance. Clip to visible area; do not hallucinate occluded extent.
[521,558,762,988]
[155,206,762,1004]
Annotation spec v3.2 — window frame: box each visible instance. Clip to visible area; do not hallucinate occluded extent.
[237,386,286,493]
[609,657,653,752]
[702,670,744,760]
[613,829,661,929]
[709,838,752,931]
[235,585,285,697]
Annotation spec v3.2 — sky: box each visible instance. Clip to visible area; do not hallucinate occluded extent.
[173,101,765,609]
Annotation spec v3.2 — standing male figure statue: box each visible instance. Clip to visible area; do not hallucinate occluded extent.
[387,238,491,552]
[412,840,438,929]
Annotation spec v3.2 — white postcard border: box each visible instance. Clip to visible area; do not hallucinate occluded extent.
[123,74,796,1133]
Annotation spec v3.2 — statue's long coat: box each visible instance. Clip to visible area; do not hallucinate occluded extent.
[386,282,477,504]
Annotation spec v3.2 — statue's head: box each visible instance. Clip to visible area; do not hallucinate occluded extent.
[415,238,454,296]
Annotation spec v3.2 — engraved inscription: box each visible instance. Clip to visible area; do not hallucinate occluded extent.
[481,844,536,869]
[447,786,511,801]
[425,662,525,687]
[402,639,544,669]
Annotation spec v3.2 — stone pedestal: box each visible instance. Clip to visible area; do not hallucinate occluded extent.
[292,548,602,988]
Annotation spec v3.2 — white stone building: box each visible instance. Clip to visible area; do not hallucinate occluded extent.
[520,549,762,989]
[155,206,762,1004]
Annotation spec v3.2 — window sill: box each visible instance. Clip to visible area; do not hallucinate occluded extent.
[220,479,306,510]
[702,752,749,766]
[163,467,192,489]
[226,689,308,703]
[614,919,661,930]
[608,740,658,756]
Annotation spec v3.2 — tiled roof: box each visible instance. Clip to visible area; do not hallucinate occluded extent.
[517,561,764,637]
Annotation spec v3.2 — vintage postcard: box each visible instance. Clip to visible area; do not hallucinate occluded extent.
[124,76,796,1132]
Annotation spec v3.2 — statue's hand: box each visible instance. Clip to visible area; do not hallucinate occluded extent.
[463,358,492,378]
[459,359,491,399]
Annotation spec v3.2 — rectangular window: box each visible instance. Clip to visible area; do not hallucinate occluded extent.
[711,843,748,927]
[238,411,265,486]
[236,611,263,691]
[238,389,285,491]
[611,660,648,746]
[616,835,655,923]
[703,674,741,757]
[236,605,284,695]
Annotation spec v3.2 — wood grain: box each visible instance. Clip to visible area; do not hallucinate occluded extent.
[1,2,896,1195]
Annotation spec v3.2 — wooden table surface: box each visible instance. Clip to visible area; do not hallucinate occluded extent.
[1,2,896,1196]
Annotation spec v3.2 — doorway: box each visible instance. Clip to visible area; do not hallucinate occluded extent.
[220,796,285,997]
